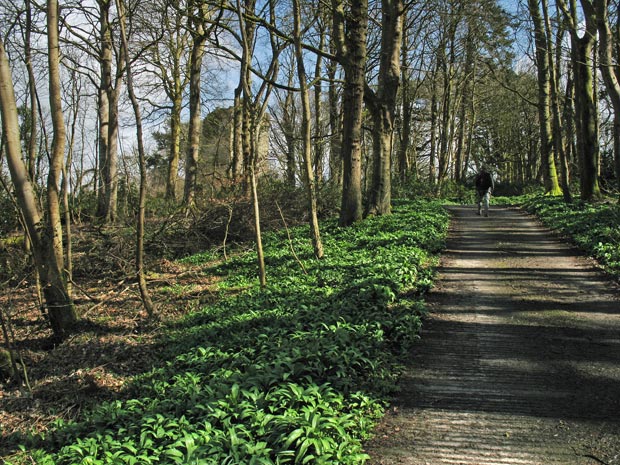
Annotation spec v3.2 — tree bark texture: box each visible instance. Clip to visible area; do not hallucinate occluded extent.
[561,0,600,200]
[365,0,403,217]
[166,96,183,201]
[528,0,562,195]
[46,0,77,337]
[327,44,342,187]
[183,33,206,207]
[97,0,123,222]
[547,2,572,202]
[333,0,368,226]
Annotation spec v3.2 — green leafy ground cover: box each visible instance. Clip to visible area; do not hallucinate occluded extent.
[7,200,449,465]
[521,196,620,279]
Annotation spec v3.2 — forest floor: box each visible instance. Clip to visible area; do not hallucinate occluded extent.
[365,205,620,465]
[0,253,221,457]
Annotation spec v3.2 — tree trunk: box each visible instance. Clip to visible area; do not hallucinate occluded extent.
[464,88,476,181]
[437,12,459,186]
[333,0,368,226]
[1,19,76,341]
[396,6,413,184]
[46,0,77,337]
[438,59,452,185]
[97,0,112,219]
[548,4,572,202]
[455,31,474,184]
[166,96,182,201]
[327,46,342,186]
[231,87,244,183]
[237,0,282,284]
[365,0,402,217]
[559,0,600,200]
[293,0,324,259]
[593,0,620,194]
[63,72,82,299]
[106,85,120,221]
[397,30,412,183]
[282,80,297,186]
[528,0,562,195]
[313,18,326,184]
[97,0,123,222]
[429,76,438,183]
[24,0,38,184]
[249,160,266,286]
[573,37,601,200]
[183,32,206,208]
[116,0,155,317]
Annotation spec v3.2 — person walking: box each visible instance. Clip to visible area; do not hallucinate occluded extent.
[475,168,494,216]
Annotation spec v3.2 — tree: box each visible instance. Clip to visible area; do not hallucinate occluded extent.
[183,0,210,208]
[96,0,125,222]
[293,0,324,259]
[272,69,299,187]
[593,0,620,194]
[0,7,77,340]
[527,0,563,195]
[115,0,155,317]
[327,37,343,187]
[231,0,284,284]
[138,0,190,201]
[332,0,368,226]
[545,3,572,202]
[364,0,403,217]
[558,0,601,200]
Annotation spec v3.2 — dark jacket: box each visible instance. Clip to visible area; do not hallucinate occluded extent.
[475,171,494,193]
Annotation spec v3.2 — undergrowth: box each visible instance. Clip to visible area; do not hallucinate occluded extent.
[5,199,449,465]
[521,195,620,279]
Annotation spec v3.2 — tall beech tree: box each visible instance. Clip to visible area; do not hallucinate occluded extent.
[545,4,572,202]
[46,0,78,336]
[436,0,462,186]
[183,0,210,208]
[97,0,125,222]
[527,0,562,195]
[0,5,77,340]
[327,38,343,187]
[559,0,601,200]
[332,0,368,226]
[364,0,403,217]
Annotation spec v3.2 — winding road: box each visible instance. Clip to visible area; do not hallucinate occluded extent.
[366,205,620,465]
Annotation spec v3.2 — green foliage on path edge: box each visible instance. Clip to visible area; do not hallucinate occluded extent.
[521,195,620,279]
[6,199,449,465]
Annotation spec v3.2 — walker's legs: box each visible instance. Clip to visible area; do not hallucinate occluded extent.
[483,192,490,217]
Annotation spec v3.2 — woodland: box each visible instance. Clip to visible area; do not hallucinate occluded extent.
[1,0,620,463]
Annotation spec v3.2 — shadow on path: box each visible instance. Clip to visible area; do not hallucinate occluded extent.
[366,205,620,465]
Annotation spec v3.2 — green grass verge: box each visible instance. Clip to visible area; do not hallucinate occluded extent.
[6,199,449,465]
[520,195,620,279]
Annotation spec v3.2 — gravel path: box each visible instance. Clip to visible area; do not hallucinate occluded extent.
[365,205,620,465]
